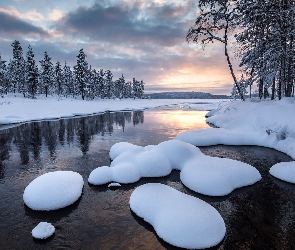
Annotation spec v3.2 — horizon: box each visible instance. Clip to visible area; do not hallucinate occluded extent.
[0,0,238,95]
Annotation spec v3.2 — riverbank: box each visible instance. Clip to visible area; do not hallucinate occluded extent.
[176,97,295,159]
[0,94,224,126]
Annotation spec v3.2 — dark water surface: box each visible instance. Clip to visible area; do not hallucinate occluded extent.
[0,108,294,250]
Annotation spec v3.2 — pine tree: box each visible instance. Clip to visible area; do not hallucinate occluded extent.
[74,49,88,100]
[25,45,38,98]
[63,62,75,98]
[132,78,144,99]
[104,70,113,99]
[54,61,63,96]
[39,52,54,97]
[11,40,26,96]
[0,53,8,97]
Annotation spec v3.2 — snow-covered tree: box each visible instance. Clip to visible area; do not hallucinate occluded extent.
[114,74,125,99]
[11,40,26,96]
[0,54,8,97]
[74,49,89,100]
[132,78,144,99]
[54,61,63,96]
[103,70,114,99]
[39,52,54,97]
[25,45,38,98]
[63,62,75,98]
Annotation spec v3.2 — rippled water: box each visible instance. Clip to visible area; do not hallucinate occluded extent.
[0,108,294,250]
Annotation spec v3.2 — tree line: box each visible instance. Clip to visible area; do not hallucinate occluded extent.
[0,41,144,100]
[187,0,295,100]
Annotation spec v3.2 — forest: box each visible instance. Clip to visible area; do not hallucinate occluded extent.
[187,0,295,100]
[0,41,144,100]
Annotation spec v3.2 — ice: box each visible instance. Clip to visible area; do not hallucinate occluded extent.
[31,222,55,239]
[269,161,295,184]
[130,183,226,249]
[89,140,261,196]
[23,171,84,211]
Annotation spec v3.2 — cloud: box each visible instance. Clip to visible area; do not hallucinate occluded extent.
[55,1,195,46]
[0,11,48,37]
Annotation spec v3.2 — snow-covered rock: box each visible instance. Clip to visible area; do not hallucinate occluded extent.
[32,222,55,239]
[23,171,84,211]
[181,156,261,196]
[130,183,226,249]
[269,161,295,184]
[89,140,261,196]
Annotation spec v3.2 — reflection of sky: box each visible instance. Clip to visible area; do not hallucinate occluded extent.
[0,0,237,94]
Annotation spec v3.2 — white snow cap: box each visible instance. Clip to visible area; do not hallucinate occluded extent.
[23,171,84,211]
[89,140,261,196]
[32,222,55,239]
[130,183,226,249]
[269,161,295,184]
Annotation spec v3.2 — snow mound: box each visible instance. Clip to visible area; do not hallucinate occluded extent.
[32,222,55,239]
[130,183,226,249]
[23,171,84,211]
[181,156,262,196]
[89,140,261,196]
[175,128,263,147]
[269,161,295,184]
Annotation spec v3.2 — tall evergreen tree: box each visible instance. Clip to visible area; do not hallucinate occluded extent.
[39,52,54,97]
[11,40,25,96]
[25,45,38,98]
[63,62,75,97]
[54,61,63,96]
[74,49,88,100]
[0,54,8,97]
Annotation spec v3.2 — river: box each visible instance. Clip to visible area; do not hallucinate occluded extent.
[0,107,294,250]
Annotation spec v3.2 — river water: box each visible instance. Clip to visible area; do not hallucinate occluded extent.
[0,107,294,250]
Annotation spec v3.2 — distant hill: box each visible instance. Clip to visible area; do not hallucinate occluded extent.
[143,92,229,99]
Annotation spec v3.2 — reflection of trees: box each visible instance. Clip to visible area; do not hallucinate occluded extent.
[0,110,145,164]
[30,123,42,161]
[42,121,58,158]
[0,131,11,179]
[133,111,144,126]
[77,117,91,155]
[14,125,30,164]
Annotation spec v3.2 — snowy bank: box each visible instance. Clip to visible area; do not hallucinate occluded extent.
[89,140,261,196]
[129,183,226,249]
[176,98,295,159]
[23,171,84,211]
[0,94,223,126]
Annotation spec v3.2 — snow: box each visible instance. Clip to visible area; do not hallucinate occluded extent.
[89,140,261,196]
[269,161,295,184]
[129,183,226,249]
[177,98,295,160]
[23,171,84,211]
[108,182,121,188]
[0,94,222,125]
[175,97,295,185]
[32,222,55,239]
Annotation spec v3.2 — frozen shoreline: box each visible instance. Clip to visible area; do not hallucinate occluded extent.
[0,94,225,126]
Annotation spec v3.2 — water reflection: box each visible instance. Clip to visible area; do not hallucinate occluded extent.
[0,111,144,167]
[1,109,294,249]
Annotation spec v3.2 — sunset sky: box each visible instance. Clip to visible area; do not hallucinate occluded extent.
[0,0,238,94]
